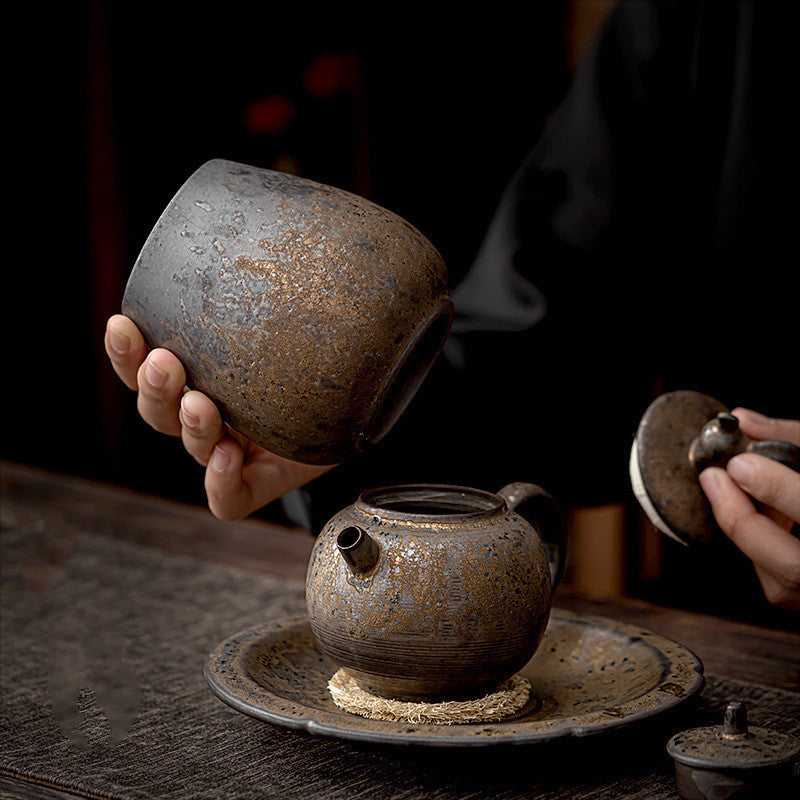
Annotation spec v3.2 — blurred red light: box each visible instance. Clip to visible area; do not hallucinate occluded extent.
[303,52,357,99]
[242,95,296,136]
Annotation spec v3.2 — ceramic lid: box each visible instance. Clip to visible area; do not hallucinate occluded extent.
[667,701,800,771]
[632,391,800,547]
[631,390,726,545]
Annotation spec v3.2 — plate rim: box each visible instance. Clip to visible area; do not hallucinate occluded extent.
[204,608,705,748]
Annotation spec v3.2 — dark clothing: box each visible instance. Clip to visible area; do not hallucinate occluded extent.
[288,1,798,623]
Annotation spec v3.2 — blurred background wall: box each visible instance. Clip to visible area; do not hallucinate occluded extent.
[6,2,796,628]
[6,1,576,499]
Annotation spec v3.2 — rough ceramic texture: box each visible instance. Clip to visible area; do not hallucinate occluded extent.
[305,484,564,700]
[631,391,800,546]
[668,722,800,770]
[668,707,800,800]
[122,159,453,465]
[667,702,800,780]
[632,391,728,545]
[203,609,705,747]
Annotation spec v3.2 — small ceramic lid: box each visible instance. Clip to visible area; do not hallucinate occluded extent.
[631,390,800,546]
[667,701,800,771]
[631,391,726,545]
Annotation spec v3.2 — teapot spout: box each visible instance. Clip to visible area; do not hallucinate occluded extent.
[337,526,380,575]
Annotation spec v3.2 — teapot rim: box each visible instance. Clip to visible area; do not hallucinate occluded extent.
[355,483,506,523]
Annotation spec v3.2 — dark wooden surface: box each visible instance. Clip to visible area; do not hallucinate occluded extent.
[1,460,798,800]
[0,460,314,585]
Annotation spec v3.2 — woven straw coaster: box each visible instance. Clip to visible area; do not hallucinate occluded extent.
[327,669,531,725]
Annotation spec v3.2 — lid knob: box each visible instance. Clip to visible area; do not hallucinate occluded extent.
[717,412,740,433]
[723,700,748,737]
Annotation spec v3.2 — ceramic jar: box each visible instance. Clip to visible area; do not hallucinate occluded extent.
[305,482,566,700]
[122,159,453,465]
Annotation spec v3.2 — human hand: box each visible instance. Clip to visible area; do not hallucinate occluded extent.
[104,314,333,520]
[699,408,800,611]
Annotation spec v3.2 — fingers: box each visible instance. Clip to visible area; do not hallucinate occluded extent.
[105,315,148,390]
[699,466,800,606]
[179,391,226,465]
[205,443,331,521]
[105,315,334,521]
[732,407,800,447]
[726,453,800,523]
[107,314,202,441]
[204,440,263,521]
[135,349,187,436]
[753,564,800,611]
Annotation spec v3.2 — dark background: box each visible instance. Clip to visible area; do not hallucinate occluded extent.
[6,3,570,504]
[6,2,797,627]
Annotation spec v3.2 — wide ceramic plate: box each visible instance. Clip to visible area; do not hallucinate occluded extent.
[204,609,704,747]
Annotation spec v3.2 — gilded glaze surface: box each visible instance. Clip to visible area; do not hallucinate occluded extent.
[122,159,452,464]
[305,484,560,700]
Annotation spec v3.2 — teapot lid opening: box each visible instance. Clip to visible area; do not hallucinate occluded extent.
[357,485,504,522]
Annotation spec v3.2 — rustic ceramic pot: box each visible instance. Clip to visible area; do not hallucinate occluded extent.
[122,159,453,465]
[305,482,566,700]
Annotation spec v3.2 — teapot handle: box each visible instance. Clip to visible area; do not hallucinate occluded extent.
[499,483,567,594]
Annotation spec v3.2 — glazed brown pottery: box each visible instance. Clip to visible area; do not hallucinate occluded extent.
[667,701,800,799]
[304,482,566,701]
[204,610,705,746]
[630,390,800,545]
[122,159,453,465]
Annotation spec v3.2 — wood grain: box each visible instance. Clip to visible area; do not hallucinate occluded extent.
[1,460,314,586]
[1,461,798,800]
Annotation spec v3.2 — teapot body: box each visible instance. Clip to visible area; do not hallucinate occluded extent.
[305,483,564,700]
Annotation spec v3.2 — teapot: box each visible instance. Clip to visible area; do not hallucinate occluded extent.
[305,482,566,700]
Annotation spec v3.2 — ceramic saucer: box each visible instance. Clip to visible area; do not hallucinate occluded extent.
[205,608,704,747]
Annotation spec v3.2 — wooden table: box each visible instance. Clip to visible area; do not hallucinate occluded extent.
[1,461,798,799]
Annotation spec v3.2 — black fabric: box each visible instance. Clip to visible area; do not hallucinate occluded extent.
[296,0,796,509]
[286,1,798,619]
